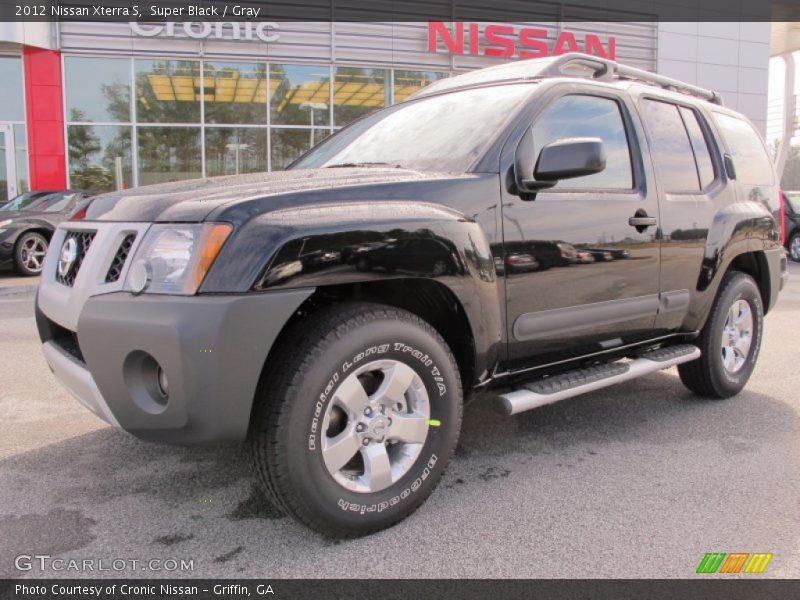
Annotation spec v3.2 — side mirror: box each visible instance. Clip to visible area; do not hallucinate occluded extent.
[514,134,606,197]
[535,137,606,182]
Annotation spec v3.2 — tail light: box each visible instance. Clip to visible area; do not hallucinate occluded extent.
[70,205,89,221]
[779,191,787,246]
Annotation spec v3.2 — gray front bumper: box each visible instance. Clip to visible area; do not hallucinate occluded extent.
[37,289,312,445]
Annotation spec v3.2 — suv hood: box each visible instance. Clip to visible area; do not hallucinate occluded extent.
[84,168,457,223]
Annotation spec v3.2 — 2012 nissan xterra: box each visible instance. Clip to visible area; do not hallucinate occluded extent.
[36,54,788,537]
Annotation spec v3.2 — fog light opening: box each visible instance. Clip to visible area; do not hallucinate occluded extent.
[122,351,170,415]
[157,366,169,399]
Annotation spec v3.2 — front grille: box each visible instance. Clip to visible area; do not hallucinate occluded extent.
[105,233,137,283]
[56,231,96,287]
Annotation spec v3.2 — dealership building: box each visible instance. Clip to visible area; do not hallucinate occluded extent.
[0,18,774,201]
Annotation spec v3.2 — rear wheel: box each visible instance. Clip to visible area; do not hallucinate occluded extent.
[14,231,48,276]
[678,271,763,398]
[249,302,462,538]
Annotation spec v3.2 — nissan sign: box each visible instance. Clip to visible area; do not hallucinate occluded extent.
[130,21,280,43]
[427,22,615,59]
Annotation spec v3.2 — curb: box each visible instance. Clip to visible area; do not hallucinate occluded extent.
[0,284,39,297]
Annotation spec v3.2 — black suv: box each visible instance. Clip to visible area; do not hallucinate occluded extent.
[36,54,787,538]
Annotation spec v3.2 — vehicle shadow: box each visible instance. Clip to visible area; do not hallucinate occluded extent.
[459,370,796,457]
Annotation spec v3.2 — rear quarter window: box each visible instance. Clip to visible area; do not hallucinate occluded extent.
[713,112,774,186]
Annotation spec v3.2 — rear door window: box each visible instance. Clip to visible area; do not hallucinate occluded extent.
[713,112,774,186]
[679,107,716,189]
[639,99,702,192]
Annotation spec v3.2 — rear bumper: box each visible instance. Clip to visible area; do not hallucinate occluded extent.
[37,289,313,445]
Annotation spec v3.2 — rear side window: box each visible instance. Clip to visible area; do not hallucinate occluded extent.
[532,95,633,190]
[679,107,716,189]
[713,112,774,186]
[640,99,703,192]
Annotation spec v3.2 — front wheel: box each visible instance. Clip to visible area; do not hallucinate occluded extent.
[678,271,763,398]
[249,303,462,538]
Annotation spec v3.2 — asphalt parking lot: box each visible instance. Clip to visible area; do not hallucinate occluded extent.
[1,263,799,579]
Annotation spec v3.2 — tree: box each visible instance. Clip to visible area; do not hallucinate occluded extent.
[67,110,114,192]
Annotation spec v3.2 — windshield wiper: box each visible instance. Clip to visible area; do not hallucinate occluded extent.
[324,162,398,169]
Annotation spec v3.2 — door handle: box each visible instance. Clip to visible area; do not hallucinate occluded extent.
[628,217,657,227]
[629,209,657,234]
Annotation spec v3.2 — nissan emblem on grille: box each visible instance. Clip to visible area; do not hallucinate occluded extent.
[57,237,78,279]
[56,231,96,287]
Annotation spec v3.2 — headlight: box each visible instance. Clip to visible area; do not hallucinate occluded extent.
[0,218,13,229]
[125,223,232,295]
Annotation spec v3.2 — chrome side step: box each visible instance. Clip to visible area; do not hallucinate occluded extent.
[497,344,701,416]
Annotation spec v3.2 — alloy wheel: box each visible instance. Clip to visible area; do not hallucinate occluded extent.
[720,299,753,373]
[790,235,800,262]
[20,236,48,274]
[320,359,430,493]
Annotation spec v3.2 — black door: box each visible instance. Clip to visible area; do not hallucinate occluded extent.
[636,97,727,333]
[502,91,661,364]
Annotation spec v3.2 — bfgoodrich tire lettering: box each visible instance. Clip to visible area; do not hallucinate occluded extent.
[249,302,462,538]
[678,271,763,398]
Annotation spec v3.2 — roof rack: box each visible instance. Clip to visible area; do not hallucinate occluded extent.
[541,53,724,105]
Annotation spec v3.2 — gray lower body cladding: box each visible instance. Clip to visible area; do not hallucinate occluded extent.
[36,289,313,444]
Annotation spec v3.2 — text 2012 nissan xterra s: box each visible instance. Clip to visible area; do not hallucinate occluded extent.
[37,54,788,537]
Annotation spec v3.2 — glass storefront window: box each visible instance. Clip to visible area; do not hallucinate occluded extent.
[137,127,201,185]
[14,125,29,193]
[67,125,132,193]
[393,70,449,103]
[0,131,8,203]
[0,57,24,122]
[271,128,330,170]
[333,67,389,126]
[1,125,28,201]
[271,64,331,127]
[135,60,201,124]
[203,62,268,125]
[65,57,131,123]
[205,127,267,177]
[60,57,452,185]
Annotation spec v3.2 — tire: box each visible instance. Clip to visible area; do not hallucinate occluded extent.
[789,233,800,263]
[249,302,463,538]
[678,271,763,398]
[14,231,49,276]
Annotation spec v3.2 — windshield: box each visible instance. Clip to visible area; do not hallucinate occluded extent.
[0,191,51,212]
[786,192,800,213]
[293,83,535,172]
[0,191,79,213]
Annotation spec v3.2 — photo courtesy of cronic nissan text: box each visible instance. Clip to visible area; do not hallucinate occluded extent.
[0,0,799,599]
